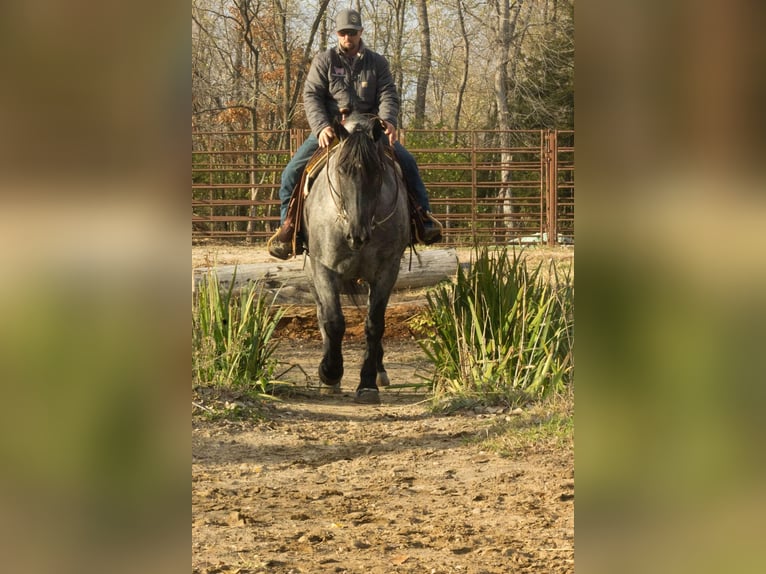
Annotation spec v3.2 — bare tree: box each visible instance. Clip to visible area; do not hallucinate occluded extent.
[413,0,432,128]
[386,0,408,125]
[452,0,470,140]
[489,0,525,132]
[194,0,572,132]
[285,0,332,128]
[487,0,524,236]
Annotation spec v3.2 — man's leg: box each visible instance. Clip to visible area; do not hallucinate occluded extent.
[393,141,442,243]
[278,135,319,223]
[393,142,431,212]
[268,135,319,259]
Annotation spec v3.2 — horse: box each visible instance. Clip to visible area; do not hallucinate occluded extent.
[302,112,411,404]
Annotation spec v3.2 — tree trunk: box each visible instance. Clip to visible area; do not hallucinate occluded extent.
[287,0,332,126]
[413,0,432,128]
[274,0,290,128]
[390,0,407,126]
[452,0,470,142]
[193,248,461,305]
[508,1,532,116]
[246,103,259,241]
[491,0,523,238]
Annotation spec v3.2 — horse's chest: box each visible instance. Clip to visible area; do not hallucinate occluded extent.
[324,250,368,278]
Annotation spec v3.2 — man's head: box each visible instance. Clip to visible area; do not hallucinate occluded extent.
[335,9,363,52]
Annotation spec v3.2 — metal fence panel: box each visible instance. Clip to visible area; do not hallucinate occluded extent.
[192,128,574,246]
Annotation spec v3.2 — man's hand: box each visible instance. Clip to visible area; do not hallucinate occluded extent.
[318,126,335,148]
[382,120,397,146]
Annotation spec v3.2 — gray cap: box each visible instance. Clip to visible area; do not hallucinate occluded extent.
[335,9,363,32]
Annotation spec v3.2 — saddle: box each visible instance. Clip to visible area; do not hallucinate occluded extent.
[276,140,433,255]
[272,141,338,256]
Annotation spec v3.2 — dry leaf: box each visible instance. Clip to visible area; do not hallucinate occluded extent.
[390,554,409,565]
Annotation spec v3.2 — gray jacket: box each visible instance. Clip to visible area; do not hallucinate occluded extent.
[303,42,400,138]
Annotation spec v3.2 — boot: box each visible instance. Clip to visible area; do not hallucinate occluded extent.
[421,211,443,245]
[267,226,305,260]
[267,230,293,260]
[268,177,306,260]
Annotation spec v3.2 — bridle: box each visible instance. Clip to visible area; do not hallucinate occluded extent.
[324,122,402,230]
[371,151,402,228]
[324,146,347,222]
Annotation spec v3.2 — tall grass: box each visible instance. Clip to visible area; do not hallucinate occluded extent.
[417,247,573,410]
[192,269,285,392]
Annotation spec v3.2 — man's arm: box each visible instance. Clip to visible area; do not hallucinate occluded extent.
[374,55,400,129]
[303,51,333,139]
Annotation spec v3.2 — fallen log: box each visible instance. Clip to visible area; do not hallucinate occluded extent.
[193,248,459,305]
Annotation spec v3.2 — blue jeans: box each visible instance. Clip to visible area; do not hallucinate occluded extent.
[277,135,432,224]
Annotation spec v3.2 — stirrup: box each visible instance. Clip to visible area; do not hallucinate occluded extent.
[267,231,293,260]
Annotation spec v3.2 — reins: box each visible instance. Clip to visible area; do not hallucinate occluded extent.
[324,144,347,222]
[371,151,402,228]
[324,118,403,231]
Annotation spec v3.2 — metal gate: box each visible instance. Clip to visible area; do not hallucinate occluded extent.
[192,128,573,246]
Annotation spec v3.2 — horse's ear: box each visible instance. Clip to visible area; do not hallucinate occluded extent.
[333,116,349,140]
[372,118,385,142]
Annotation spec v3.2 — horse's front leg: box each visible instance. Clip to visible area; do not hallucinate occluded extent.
[355,278,396,404]
[311,264,345,389]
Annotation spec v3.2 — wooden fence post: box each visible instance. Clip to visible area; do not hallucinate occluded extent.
[545,130,559,246]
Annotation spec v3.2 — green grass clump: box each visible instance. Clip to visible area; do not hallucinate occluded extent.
[192,269,285,394]
[417,247,573,411]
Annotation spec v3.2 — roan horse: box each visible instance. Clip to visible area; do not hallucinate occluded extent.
[302,112,410,404]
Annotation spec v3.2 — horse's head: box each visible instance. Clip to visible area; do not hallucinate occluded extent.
[331,113,387,250]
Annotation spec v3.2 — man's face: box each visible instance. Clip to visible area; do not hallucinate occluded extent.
[337,28,362,52]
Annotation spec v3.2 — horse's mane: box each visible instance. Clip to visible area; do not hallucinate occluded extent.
[335,117,386,180]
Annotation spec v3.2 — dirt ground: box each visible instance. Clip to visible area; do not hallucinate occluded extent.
[192,245,574,573]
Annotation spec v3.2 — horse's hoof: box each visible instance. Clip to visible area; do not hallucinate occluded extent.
[318,366,342,387]
[320,383,341,395]
[377,371,391,387]
[354,388,381,405]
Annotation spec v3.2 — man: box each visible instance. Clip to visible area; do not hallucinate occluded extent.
[267,8,441,260]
